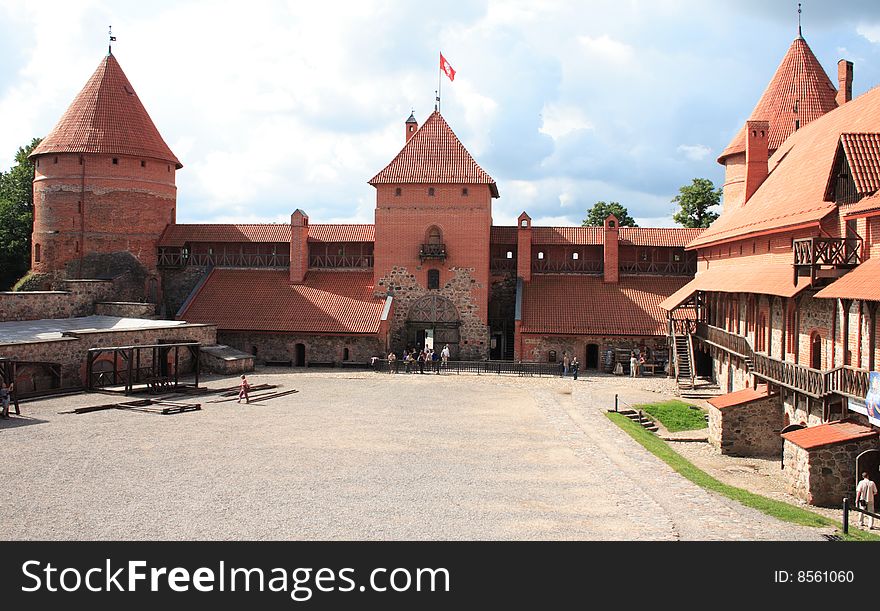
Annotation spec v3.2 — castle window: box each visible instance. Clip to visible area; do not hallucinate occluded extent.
[673,251,681,262]
[462,188,468,196]
[572,252,579,260]
[427,269,440,289]
[506,251,513,259]
[77,202,82,214]
[141,160,146,168]
[75,240,79,253]
[521,220,528,228]
[112,158,118,165]
[426,226,442,245]
[167,165,171,172]
[343,347,350,361]
[537,251,544,260]
[428,187,435,197]
[79,157,83,165]
[395,188,402,197]
[35,159,39,168]
[53,156,58,164]
[34,244,41,262]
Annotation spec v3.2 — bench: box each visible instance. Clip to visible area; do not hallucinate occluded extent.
[306,361,335,368]
[264,360,293,367]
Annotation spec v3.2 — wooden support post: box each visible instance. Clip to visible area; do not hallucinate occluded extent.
[842,299,852,367]
[174,345,180,388]
[867,301,877,372]
[126,348,134,394]
[194,346,200,389]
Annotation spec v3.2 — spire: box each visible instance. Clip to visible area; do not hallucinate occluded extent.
[718,34,838,163]
[30,54,181,167]
[797,3,803,39]
[108,25,116,55]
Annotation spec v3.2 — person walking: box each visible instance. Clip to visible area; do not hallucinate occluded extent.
[857,472,878,529]
[563,352,570,377]
[0,380,13,419]
[571,357,580,381]
[237,374,251,404]
[441,344,450,372]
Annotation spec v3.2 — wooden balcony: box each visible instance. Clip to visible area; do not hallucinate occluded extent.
[309,254,373,269]
[419,243,447,261]
[619,260,696,276]
[793,237,861,286]
[532,259,603,274]
[158,249,291,268]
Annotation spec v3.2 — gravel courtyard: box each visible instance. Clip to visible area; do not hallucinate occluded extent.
[1,370,831,541]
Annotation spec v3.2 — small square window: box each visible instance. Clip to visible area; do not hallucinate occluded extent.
[462,188,468,196]
[141,160,146,168]
[506,251,513,259]
[112,158,118,165]
[395,188,402,197]
[537,252,544,260]
[521,220,528,227]
[572,252,579,260]
[428,187,435,197]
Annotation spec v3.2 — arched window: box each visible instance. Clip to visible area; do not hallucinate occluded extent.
[572,252,579,260]
[537,251,544,260]
[810,331,822,370]
[427,269,440,289]
[34,243,41,263]
[506,251,513,259]
[426,226,443,245]
[756,313,767,353]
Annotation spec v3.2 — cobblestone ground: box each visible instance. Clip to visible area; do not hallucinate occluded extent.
[0,369,830,541]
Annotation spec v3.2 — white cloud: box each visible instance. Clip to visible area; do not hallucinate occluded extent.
[677,144,712,161]
[577,34,635,63]
[857,22,880,44]
[539,104,594,140]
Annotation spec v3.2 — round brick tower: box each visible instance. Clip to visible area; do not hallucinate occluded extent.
[28,52,181,300]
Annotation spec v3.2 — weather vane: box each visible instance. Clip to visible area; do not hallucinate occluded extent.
[108,25,116,55]
[798,3,802,38]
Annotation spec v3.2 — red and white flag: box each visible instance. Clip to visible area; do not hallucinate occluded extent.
[440,53,456,82]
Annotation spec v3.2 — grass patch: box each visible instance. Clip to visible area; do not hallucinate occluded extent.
[635,400,707,432]
[607,412,880,541]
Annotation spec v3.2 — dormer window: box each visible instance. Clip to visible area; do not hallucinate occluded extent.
[521,220,528,228]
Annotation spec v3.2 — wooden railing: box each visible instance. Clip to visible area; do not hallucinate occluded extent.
[694,323,874,399]
[793,237,861,286]
[419,243,447,260]
[490,258,516,273]
[671,318,697,336]
[158,249,291,268]
[532,259,603,274]
[619,260,696,276]
[309,254,373,268]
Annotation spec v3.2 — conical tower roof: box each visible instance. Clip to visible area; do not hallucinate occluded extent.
[718,37,838,163]
[370,111,498,197]
[31,54,181,168]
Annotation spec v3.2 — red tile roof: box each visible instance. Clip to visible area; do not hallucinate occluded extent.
[659,263,808,311]
[708,388,773,410]
[841,193,880,219]
[691,85,880,249]
[369,111,499,197]
[158,224,374,247]
[180,269,385,334]
[490,226,703,247]
[30,54,181,167]
[719,37,838,162]
[520,275,691,336]
[782,420,877,450]
[840,133,880,196]
[814,257,880,301]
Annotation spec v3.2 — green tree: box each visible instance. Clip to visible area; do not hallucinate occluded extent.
[672,178,721,228]
[581,201,638,227]
[0,138,41,290]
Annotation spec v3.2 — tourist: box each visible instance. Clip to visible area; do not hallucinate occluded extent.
[0,380,12,419]
[857,472,877,529]
[237,374,250,404]
[441,344,450,371]
[630,350,638,377]
[387,351,397,373]
[432,348,440,373]
[571,357,580,381]
[562,352,570,377]
[417,350,426,374]
[639,351,647,376]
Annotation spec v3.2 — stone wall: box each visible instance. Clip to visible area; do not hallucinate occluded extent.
[783,436,879,507]
[0,279,115,321]
[708,347,752,393]
[708,393,783,457]
[95,302,157,318]
[781,389,825,427]
[375,266,489,360]
[220,332,383,366]
[200,345,255,375]
[162,265,211,318]
[0,323,216,390]
[520,333,669,370]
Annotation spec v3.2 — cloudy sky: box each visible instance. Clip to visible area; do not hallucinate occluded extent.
[2,0,880,227]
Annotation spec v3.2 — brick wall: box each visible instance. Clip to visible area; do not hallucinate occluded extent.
[708,394,783,457]
[32,152,175,276]
[721,152,746,213]
[783,436,879,506]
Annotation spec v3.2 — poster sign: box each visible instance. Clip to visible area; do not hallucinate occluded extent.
[849,372,880,427]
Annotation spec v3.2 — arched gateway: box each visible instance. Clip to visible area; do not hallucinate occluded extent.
[407,295,461,357]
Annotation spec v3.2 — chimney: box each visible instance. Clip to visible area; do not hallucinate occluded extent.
[516,211,532,282]
[289,209,309,284]
[837,59,853,105]
[744,120,769,204]
[603,214,619,284]
[405,112,418,143]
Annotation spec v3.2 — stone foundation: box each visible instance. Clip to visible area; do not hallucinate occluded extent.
[783,436,880,507]
[708,393,783,457]
[220,332,383,366]
[519,334,669,370]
